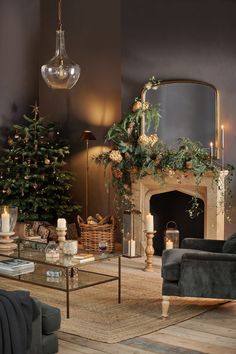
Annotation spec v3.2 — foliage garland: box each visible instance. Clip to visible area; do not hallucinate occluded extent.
[96,92,234,220]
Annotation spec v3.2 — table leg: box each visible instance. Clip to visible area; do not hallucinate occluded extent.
[118,256,121,303]
[66,268,70,318]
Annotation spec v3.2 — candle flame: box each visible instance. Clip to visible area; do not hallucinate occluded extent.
[210,142,213,147]
[221,124,224,129]
[3,206,8,214]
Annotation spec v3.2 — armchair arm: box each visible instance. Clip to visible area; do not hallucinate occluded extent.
[181,238,225,253]
[179,251,236,299]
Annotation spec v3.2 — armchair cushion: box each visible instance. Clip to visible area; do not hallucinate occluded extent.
[222,233,236,254]
[162,248,207,281]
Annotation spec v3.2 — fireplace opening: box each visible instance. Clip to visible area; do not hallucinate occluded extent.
[150,190,204,255]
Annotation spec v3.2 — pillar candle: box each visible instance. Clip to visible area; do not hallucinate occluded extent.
[128,239,136,257]
[57,218,66,229]
[145,213,154,232]
[1,208,10,233]
[221,125,225,149]
[166,240,173,249]
[210,142,214,159]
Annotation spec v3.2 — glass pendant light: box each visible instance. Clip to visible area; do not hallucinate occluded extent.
[41,0,80,90]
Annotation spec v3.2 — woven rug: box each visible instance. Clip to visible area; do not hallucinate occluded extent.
[0,256,224,343]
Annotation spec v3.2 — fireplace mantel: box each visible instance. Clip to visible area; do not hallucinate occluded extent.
[132,170,228,255]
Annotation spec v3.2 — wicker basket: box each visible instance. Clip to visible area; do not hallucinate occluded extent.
[79,217,115,253]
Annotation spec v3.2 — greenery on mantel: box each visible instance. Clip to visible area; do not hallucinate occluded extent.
[96,80,234,220]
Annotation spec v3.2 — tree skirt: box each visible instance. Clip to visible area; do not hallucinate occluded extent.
[0,257,224,343]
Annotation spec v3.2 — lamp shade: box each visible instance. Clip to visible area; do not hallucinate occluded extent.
[81,130,96,141]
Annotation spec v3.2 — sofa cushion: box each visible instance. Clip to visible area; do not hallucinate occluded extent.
[162,248,207,281]
[41,302,61,334]
[222,233,236,254]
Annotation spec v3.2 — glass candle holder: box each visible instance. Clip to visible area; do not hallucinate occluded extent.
[0,206,18,234]
[63,240,78,256]
[45,241,60,260]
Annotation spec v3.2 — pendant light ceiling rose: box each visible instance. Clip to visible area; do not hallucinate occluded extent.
[41,0,81,90]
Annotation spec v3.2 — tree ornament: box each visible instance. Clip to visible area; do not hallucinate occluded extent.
[24,175,29,180]
[45,158,50,165]
[8,138,14,145]
[6,188,11,195]
[14,134,19,139]
[33,183,38,189]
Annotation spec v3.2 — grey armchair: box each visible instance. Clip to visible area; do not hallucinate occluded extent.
[161,238,236,317]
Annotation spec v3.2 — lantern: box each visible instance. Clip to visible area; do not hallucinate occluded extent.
[123,209,141,257]
[164,221,180,249]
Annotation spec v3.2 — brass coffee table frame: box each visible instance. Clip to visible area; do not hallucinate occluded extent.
[0,241,121,318]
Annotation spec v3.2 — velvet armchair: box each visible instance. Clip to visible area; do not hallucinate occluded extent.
[161,237,236,317]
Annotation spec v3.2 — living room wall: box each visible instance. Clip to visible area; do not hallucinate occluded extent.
[0,0,40,136]
[121,0,236,237]
[39,0,121,220]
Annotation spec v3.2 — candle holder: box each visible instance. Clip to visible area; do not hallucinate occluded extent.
[221,147,225,171]
[144,230,156,272]
[56,227,67,251]
[0,206,18,255]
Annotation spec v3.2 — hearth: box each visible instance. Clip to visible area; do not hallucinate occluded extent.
[150,191,204,255]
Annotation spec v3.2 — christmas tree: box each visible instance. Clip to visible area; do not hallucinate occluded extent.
[0,104,80,221]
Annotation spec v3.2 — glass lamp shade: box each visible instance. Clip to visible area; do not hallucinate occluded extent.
[41,30,80,90]
[0,206,18,234]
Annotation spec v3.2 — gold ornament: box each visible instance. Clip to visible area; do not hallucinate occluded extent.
[44,158,50,165]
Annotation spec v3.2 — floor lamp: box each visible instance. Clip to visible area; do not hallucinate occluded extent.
[81,130,96,220]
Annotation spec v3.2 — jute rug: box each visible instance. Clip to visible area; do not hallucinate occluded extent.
[0,256,224,343]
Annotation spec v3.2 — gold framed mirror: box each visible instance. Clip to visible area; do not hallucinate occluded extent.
[141,79,220,157]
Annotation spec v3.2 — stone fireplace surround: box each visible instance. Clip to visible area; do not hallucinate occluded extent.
[132,171,228,255]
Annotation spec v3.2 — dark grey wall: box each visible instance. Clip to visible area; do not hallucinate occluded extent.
[0,0,40,134]
[39,0,121,220]
[121,0,236,237]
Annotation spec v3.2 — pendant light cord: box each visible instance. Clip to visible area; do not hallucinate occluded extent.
[58,0,62,30]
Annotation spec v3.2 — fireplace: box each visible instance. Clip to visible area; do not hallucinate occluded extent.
[150,191,204,255]
[132,171,228,255]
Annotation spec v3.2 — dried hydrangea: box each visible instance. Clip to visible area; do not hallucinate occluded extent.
[138,134,150,146]
[109,150,123,163]
[149,134,159,146]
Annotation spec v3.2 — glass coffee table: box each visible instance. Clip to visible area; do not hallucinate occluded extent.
[0,240,121,318]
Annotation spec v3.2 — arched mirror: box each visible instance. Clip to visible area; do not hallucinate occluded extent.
[141,79,219,156]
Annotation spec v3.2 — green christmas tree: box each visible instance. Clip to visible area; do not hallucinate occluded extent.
[0,104,80,221]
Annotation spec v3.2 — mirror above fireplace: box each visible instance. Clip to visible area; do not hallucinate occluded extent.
[142,79,219,156]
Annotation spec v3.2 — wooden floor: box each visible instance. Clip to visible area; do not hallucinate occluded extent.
[58,301,236,354]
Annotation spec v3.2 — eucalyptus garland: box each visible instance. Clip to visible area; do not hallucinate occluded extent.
[96,96,234,220]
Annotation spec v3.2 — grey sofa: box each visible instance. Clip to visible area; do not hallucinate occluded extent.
[28,299,61,354]
[0,290,60,354]
[161,238,236,317]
